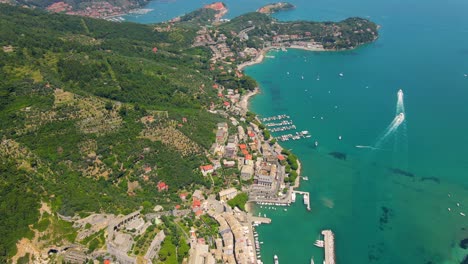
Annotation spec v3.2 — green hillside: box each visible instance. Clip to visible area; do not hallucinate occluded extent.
[0,4,223,261]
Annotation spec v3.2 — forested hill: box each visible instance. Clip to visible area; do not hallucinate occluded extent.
[0,4,226,261]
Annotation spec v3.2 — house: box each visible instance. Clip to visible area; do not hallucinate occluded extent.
[219,188,238,201]
[216,129,227,144]
[192,190,204,201]
[179,193,188,200]
[200,165,214,176]
[223,160,236,167]
[237,126,245,140]
[224,143,237,159]
[240,165,254,181]
[277,154,286,162]
[157,181,169,192]
[217,122,228,130]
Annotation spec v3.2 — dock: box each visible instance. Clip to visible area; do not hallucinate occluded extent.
[250,216,272,224]
[321,230,336,264]
[292,190,311,211]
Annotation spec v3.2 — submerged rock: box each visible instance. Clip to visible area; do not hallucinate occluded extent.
[389,168,415,177]
[460,238,468,249]
[329,151,346,160]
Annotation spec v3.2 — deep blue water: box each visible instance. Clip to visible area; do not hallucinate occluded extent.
[127,0,468,263]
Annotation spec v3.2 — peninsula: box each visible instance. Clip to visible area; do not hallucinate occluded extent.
[0,3,378,263]
[257,2,295,14]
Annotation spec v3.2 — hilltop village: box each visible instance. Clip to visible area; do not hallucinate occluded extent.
[0,2,379,264]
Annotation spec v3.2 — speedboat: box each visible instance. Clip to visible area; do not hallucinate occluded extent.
[274,255,279,264]
[396,113,405,123]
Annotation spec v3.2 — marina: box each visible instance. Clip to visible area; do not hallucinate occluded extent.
[260,114,314,142]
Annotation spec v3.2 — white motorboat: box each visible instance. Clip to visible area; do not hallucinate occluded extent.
[274,255,279,264]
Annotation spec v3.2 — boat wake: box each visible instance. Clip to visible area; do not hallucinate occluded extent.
[355,145,382,150]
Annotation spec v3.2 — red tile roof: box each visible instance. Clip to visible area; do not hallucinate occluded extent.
[192,198,201,208]
[200,165,213,171]
[277,154,286,161]
[239,144,247,150]
[245,154,252,160]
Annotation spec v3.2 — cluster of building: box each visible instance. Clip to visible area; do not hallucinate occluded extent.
[46,1,126,19]
[187,195,258,264]
[203,112,289,202]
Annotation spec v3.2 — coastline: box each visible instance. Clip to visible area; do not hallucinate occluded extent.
[237,45,327,71]
[240,70,303,190]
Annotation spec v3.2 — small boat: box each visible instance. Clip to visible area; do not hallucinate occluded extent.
[314,240,324,247]
[287,72,290,75]
[284,208,287,211]
[301,76,304,80]
[338,136,342,140]
[461,212,466,216]
[457,202,460,207]
[316,75,320,81]
[311,257,315,264]
[274,255,279,264]
[315,141,318,147]
[339,72,344,77]
[448,208,451,211]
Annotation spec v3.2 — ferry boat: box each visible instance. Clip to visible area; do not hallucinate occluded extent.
[274,255,279,264]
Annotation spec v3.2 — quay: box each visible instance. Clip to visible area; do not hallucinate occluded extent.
[250,216,272,224]
[321,230,336,264]
[292,190,311,211]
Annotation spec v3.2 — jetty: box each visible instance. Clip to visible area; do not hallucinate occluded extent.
[292,191,311,211]
[321,230,336,264]
[250,216,272,224]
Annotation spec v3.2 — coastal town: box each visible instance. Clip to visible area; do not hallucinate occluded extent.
[0,2,379,264]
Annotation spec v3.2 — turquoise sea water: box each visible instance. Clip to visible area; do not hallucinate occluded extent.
[128,0,468,263]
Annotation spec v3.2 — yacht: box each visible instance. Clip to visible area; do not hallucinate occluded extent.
[274,255,279,264]
[291,192,296,202]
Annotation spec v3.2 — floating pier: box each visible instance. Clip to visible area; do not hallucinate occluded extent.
[292,191,310,211]
[321,230,336,264]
